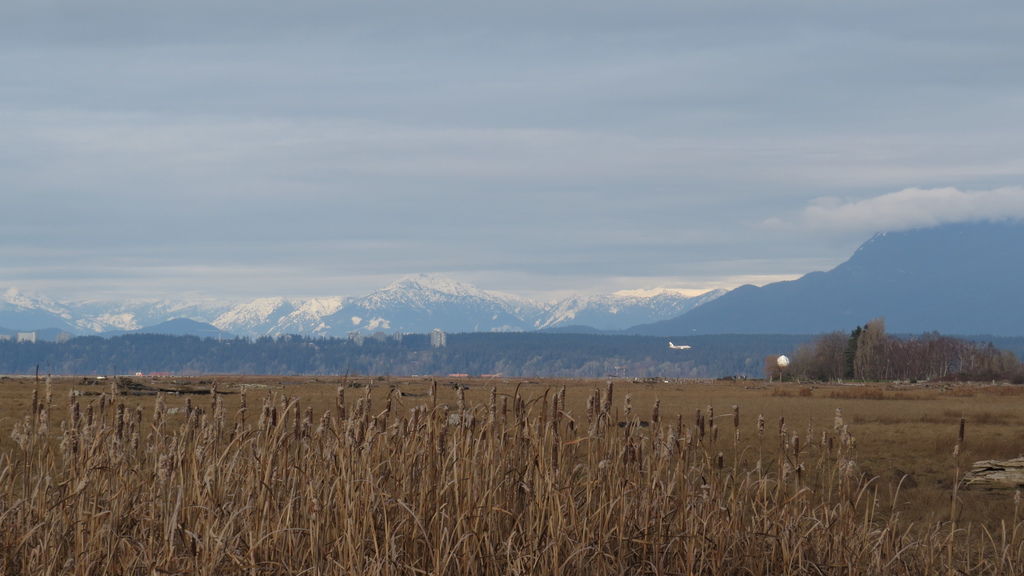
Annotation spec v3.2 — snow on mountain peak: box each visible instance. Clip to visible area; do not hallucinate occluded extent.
[533,289,726,330]
[2,287,20,303]
[385,274,489,298]
[612,287,705,299]
[1,286,71,317]
[360,274,498,310]
[213,297,294,332]
[4,287,45,307]
[81,313,140,332]
[1,277,727,337]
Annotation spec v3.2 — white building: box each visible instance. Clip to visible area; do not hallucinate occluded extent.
[16,332,37,343]
[430,328,447,348]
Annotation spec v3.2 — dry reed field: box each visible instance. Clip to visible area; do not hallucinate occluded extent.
[1,375,1023,575]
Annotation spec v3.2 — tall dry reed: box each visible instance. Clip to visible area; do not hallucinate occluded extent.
[0,383,1021,575]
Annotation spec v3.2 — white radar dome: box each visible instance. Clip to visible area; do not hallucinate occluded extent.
[776,355,791,368]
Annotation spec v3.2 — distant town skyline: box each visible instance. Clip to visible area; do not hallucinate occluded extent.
[3,2,1024,300]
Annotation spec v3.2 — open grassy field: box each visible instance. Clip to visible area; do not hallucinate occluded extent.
[1,374,1022,574]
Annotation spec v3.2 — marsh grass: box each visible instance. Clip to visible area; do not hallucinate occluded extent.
[0,378,1023,574]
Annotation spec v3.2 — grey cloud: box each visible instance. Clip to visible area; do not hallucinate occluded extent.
[2,1,1024,300]
[783,187,1024,235]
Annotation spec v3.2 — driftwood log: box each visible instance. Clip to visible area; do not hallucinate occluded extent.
[962,457,1024,489]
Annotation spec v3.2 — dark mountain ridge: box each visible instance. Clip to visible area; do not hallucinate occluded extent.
[111,318,233,339]
[633,220,1024,336]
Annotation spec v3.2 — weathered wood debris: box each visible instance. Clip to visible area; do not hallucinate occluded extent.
[962,457,1024,489]
[75,376,231,397]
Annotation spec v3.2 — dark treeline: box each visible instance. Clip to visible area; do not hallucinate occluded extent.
[3,329,1020,380]
[791,318,1024,383]
[0,333,814,379]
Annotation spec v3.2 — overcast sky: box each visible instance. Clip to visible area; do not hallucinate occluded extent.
[3,1,1024,302]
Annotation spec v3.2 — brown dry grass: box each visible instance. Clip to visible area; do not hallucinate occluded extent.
[1,375,1023,574]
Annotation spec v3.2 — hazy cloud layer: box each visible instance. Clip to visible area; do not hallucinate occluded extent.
[787,188,1024,234]
[2,1,1023,300]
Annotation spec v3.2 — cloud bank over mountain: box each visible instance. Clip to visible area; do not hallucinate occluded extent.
[771,187,1024,234]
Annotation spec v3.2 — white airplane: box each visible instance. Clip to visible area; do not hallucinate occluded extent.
[668,342,692,350]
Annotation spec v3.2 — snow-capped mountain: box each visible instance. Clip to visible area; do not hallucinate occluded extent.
[0,276,724,338]
[1,288,231,335]
[69,298,232,333]
[0,288,79,332]
[212,298,297,336]
[321,275,546,335]
[212,297,344,336]
[214,276,723,336]
[537,289,728,331]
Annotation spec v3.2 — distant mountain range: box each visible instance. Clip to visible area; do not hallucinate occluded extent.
[0,276,724,339]
[5,221,1021,340]
[633,220,1024,336]
[102,318,234,339]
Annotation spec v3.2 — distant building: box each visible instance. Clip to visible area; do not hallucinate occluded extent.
[430,328,447,348]
[347,331,365,346]
[0,334,11,342]
[56,332,73,344]
[16,332,37,343]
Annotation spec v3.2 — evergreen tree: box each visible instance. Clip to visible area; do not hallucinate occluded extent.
[845,325,862,379]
